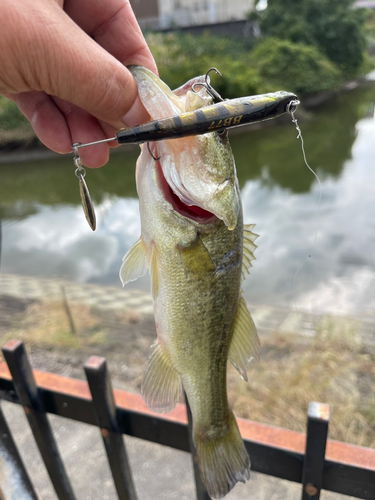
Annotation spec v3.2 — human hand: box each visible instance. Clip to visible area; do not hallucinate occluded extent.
[0,0,157,167]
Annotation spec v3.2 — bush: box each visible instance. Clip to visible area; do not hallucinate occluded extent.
[250,38,342,95]
[147,32,347,98]
[0,95,29,131]
[147,33,261,98]
[255,0,368,78]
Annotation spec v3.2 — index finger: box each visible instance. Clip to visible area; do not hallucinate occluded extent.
[65,0,157,73]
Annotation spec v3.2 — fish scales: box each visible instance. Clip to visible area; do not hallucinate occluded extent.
[120,66,260,499]
[159,218,243,428]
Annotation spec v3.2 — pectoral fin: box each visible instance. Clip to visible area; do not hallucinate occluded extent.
[142,341,182,412]
[229,297,260,382]
[179,236,215,274]
[119,237,148,286]
[242,224,259,280]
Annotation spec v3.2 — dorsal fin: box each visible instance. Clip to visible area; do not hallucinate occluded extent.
[119,237,148,286]
[242,224,259,280]
[142,341,182,412]
[228,296,260,381]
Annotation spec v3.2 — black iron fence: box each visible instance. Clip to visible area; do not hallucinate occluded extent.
[0,339,374,500]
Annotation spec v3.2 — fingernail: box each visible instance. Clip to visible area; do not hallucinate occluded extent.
[122,96,149,127]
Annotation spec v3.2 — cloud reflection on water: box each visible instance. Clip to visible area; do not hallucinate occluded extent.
[2,197,142,287]
[242,117,375,315]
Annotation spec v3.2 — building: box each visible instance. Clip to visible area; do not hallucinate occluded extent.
[130,0,255,30]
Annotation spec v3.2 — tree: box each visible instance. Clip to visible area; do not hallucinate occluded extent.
[250,37,342,95]
[254,0,368,77]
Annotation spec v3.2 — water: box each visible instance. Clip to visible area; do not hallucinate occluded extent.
[1,82,375,316]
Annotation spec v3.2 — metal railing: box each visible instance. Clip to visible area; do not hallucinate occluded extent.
[0,339,374,500]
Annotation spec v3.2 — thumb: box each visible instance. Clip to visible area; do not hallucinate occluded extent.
[32,5,149,128]
[2,0,151,128]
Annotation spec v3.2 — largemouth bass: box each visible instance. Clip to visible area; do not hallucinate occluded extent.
[120,66,260,499]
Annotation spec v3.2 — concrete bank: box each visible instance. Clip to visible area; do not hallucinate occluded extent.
[1,273,374,345]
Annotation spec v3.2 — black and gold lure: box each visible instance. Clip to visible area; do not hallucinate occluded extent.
[73,90,298,151]
[71,68,299,230]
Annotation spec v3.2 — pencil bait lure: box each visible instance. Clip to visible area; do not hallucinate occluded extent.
[72,91,298,151]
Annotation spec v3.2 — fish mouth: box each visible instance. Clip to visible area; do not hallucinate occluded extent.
[131,65,240,230]
[154,155,217,225]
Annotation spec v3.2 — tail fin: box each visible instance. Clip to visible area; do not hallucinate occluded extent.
[195,411,250,499]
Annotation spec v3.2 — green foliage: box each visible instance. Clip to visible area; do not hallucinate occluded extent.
[255,0,368,77]
[364,8,375,44]
[147,33,261,98]
[0,95,29,131]
[148,31,253,61]
[250,38,342,95]
[147,20,369,100]
[148,30,343,98]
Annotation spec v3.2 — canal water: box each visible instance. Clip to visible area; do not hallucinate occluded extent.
[1,81,375,316]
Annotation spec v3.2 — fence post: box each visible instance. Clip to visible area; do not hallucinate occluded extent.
[2,340,77,500]
[301,402,330,500]
[184,393,211,500]
[84,356,137,500]
[0,402,39,500]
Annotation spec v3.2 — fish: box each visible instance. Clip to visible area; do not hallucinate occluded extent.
[120,66,260,499]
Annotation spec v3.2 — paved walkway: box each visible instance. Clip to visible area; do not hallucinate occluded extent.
[0,273,154,315]
[1,273,375,344]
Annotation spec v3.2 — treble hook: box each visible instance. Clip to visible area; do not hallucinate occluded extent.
[192,67,224,102]
[147,142,161,161]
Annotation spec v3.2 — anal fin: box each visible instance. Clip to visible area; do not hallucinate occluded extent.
[142,341,182,412]
[229,297,260,382]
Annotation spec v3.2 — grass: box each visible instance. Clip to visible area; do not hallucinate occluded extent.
[228,316,375,448]
[2,301,109,350]
[1,298,374,449]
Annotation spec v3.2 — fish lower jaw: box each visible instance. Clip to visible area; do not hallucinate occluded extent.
[155,158,218,225]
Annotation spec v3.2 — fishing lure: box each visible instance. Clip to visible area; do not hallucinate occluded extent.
[73,93,299,151]
[72,143,96,231]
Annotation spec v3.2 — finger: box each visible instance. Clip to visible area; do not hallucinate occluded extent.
[97,120,120,149]
[52,96,110,167]
[7,91,110,167]
[6,91,72,154]
[64,0,157,73]
[12,0,149,129]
